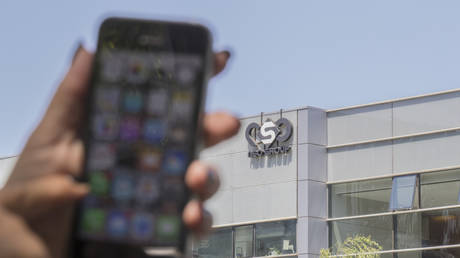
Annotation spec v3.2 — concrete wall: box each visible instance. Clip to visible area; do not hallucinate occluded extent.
[200,110,298,226]
[327,91,460,182]
[199,107,329,257]
[0,156,17,188]
[297,108,328,258]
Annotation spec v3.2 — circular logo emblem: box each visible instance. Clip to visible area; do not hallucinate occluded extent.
[245,118,293,157]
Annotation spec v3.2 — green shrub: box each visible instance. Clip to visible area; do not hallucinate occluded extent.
[320,235,382,258]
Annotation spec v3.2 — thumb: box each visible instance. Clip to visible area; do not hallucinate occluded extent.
[0,174,89,221]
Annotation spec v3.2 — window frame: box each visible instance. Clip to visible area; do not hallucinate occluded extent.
[327,168,460,256]
[389,175,418,211]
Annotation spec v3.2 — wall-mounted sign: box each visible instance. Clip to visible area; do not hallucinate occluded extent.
[245,118,293,158]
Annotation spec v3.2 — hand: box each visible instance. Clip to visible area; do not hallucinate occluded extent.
[0,174,88,258]
[5,46,239,258]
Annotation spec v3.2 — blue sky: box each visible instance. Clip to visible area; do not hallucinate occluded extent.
[1,0,460,156]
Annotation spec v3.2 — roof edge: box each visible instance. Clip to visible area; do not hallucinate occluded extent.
[238,105,324,120]
[327,88,460,113]
[0,155,19,160]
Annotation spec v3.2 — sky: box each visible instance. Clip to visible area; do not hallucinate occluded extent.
[1,0,460,157]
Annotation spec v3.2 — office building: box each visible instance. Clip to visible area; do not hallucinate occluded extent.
[194,89,460,258]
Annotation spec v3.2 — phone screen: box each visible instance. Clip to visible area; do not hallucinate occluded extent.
[73,18,210,255]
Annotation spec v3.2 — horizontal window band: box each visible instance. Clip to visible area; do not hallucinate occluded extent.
[211,216,298,229]
[327,203,460,222]
[326,88,460,113]
[0,155,18,160]
[332,178,460,196]
[327,125,460,150]
[327,164,460,185]
[328,243,460,257]
[253,254,297,258]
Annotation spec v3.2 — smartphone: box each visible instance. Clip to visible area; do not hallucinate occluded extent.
[70,17,213,258]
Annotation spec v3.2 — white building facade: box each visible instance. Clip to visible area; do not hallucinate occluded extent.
[195,89,460,258]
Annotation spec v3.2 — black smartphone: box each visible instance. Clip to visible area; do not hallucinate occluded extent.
[70,17,213,258]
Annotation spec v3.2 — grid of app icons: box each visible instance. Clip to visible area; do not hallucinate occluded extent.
[80,51,202,244]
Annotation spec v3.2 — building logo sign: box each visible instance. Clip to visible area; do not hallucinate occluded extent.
[245,118,293,158]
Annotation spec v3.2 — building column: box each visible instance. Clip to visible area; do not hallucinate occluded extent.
[297,108,328,258]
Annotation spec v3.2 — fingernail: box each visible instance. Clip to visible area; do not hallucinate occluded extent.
[72,42,83,63]
[204,169,220,199]
[203,209,212,225]
[222,50,231,59]
[206,169,218,189]
[200,209,213,233]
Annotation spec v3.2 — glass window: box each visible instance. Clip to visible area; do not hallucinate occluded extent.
[390,175,417,211]
[234,225,253,258]
[378,249,460,257]
[394,208,460,249]
[421,247,460,257]
[329,178,392,217]
[330,215,393,253]
[421,169,460,208]
[255,220,296,256]
[330,207,460,253]
[194,228,233,258]
[395,213,422,250]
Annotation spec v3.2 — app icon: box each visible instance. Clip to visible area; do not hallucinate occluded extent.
[130,213,154,241]
[89,171,110,196]
[123,90,143,113]
[107,210,128,238]
[135,175,160,205]
[126,57,148,84]
[94,88,120,112]
[101,52,124,83]
[146,88,168,116]
[138,147,162,172]
[92,114,119,141]
[81,208,106,234]
[168,126,187,144]
[111,170,136,202]
[87,143,116,171]
[120,116,141,141]
[155,215,180,240]
[176,64,197,85]
[143,119,166,144]
[151,56,174,81]
[163,150,187,175]
[170,91,193,122]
